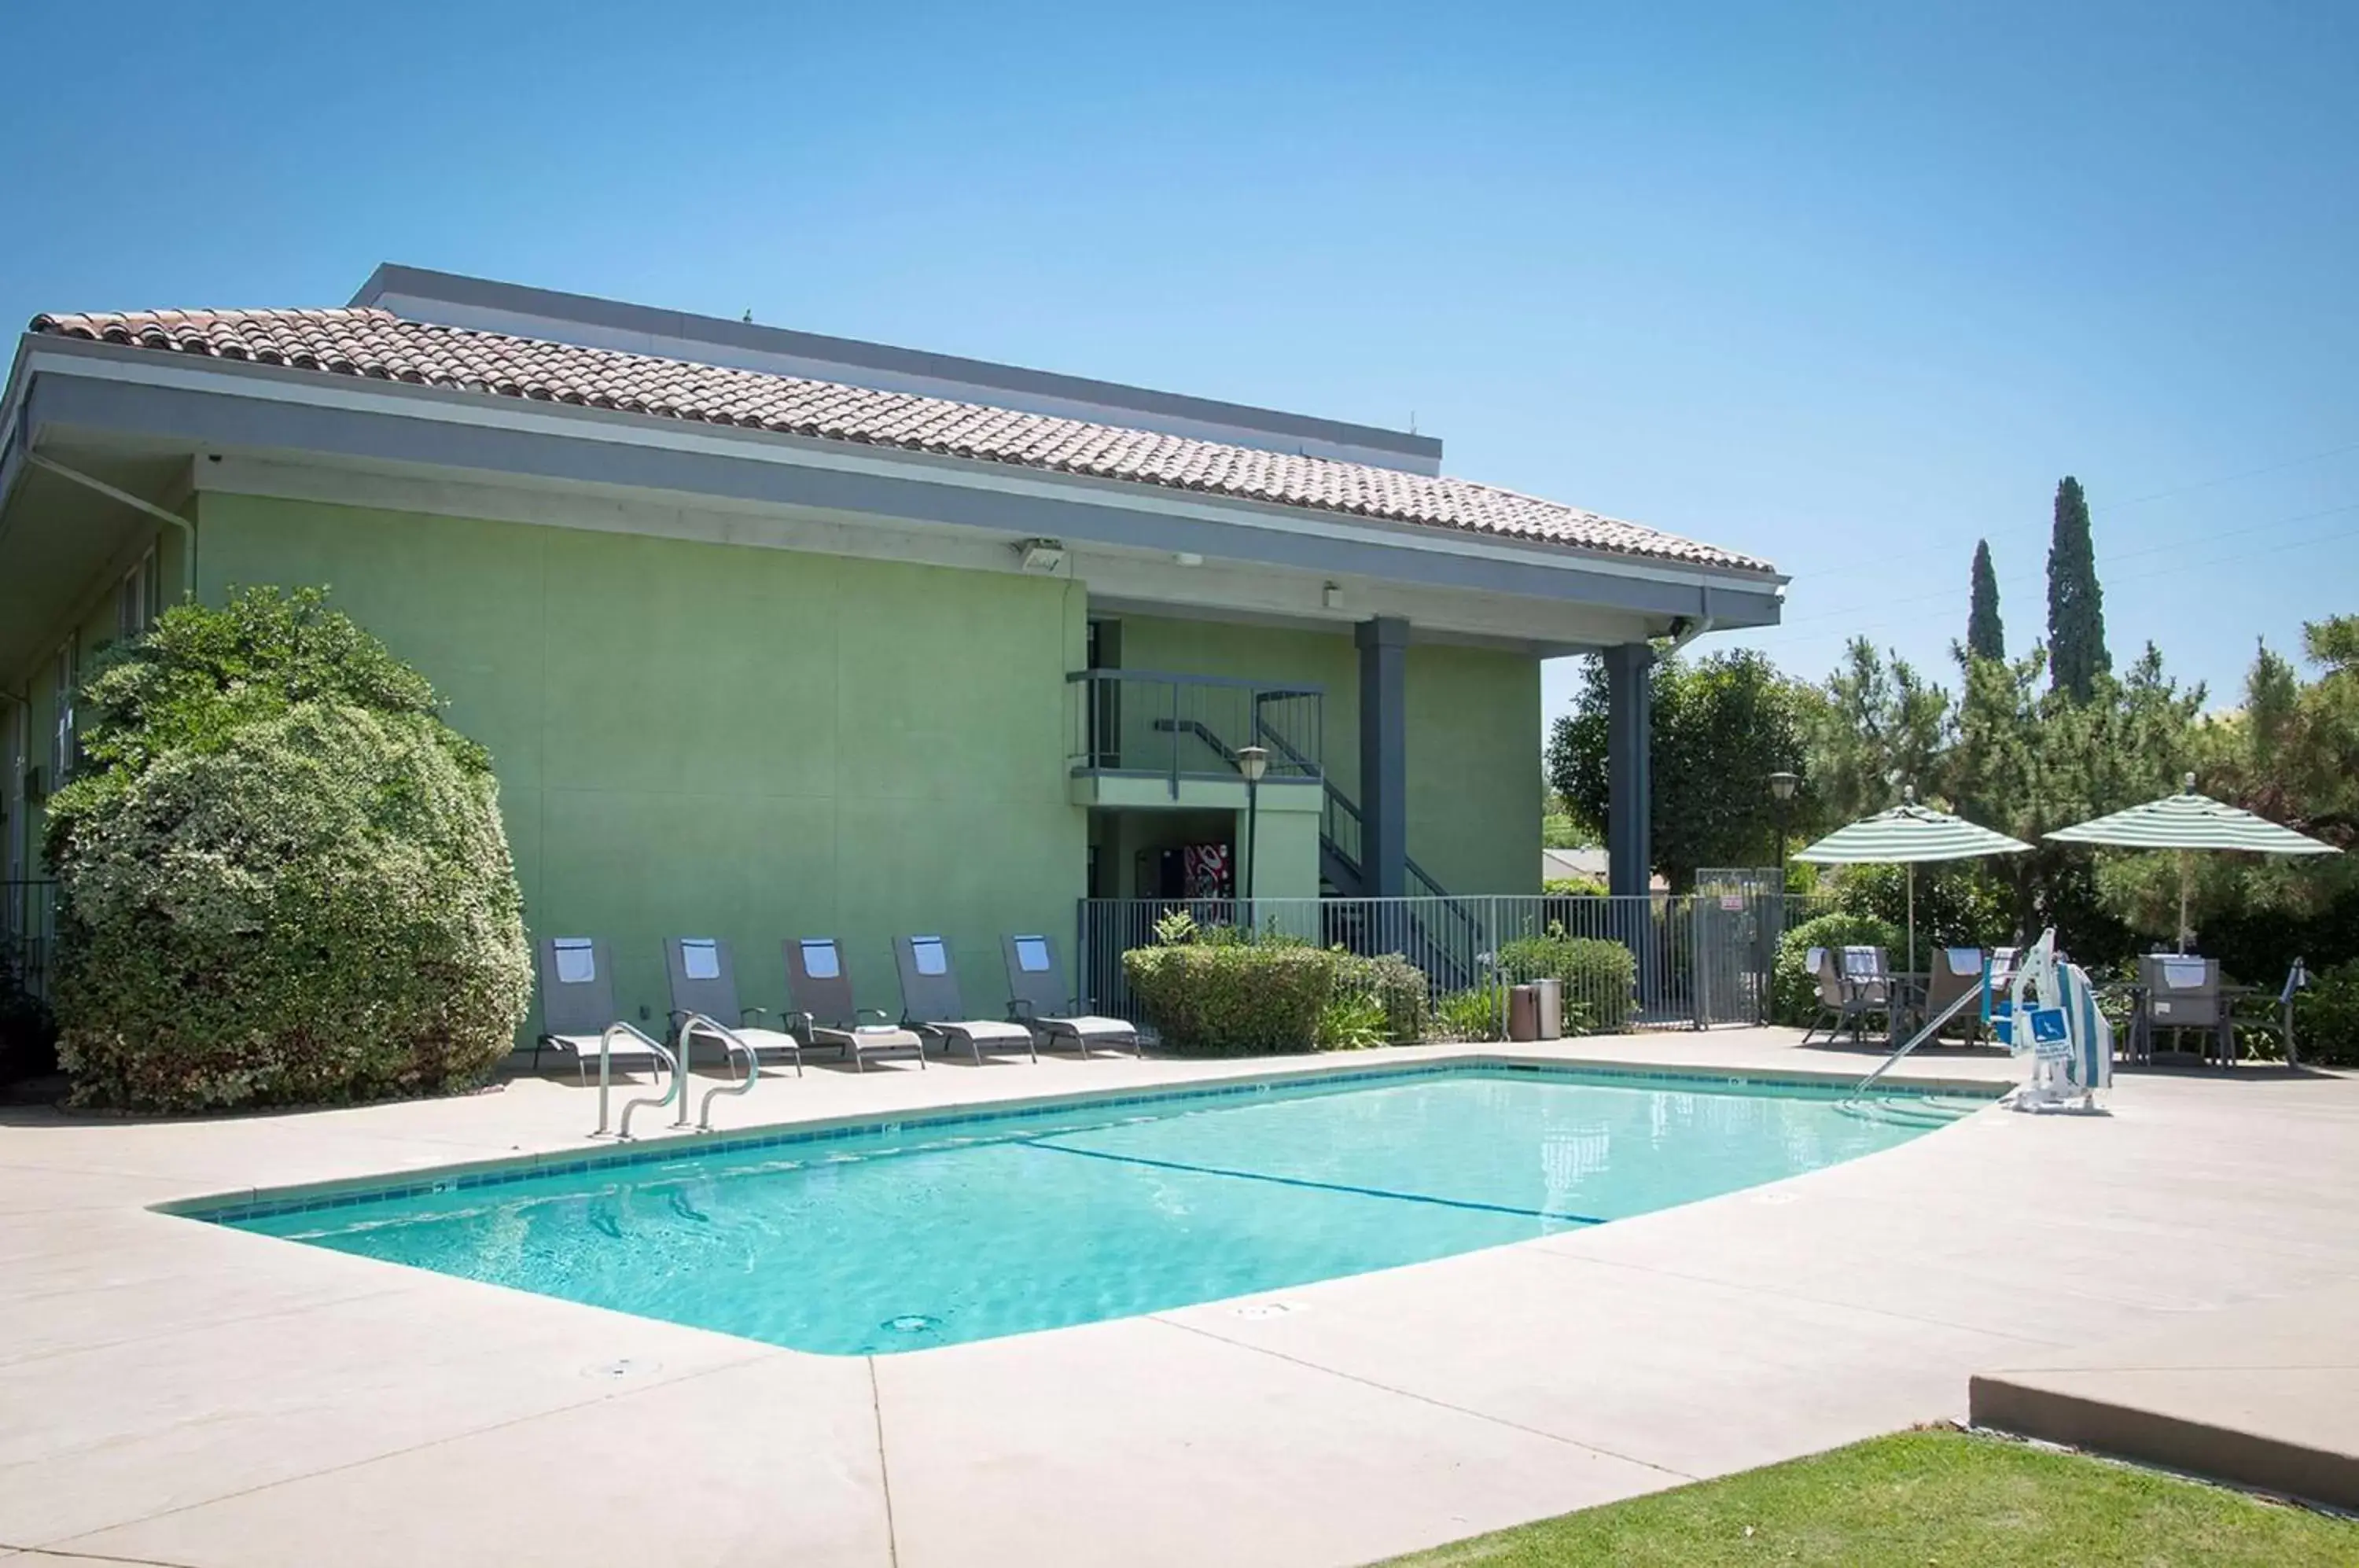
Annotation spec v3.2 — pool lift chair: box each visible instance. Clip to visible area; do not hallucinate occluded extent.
[892,934,1040,1063]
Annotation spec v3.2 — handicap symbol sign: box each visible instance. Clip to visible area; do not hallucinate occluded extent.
[2028,1007,2070,1058]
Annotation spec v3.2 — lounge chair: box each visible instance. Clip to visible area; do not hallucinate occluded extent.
[1002,932,1139,1056]
[783,937,927,1071]
[892,935,1038,1064]
[663,937,804,1076]
[532,937,665,1083]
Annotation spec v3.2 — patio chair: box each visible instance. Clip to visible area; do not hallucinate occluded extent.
[2138,953,2228,1064]
[1837,946,1895,1043]
[1922,947,1988,1045]
[782,937,926,1071]
[1798,948,1848,1045]
[1003,932,1140,1057]
[892,934,1038,1064]
[662,937,804,1076]
[532,937,664,1083]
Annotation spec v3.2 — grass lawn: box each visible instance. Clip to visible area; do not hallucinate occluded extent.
[1382,1428,2357,1567]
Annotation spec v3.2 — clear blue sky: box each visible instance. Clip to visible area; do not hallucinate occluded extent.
[6,1,2353,722]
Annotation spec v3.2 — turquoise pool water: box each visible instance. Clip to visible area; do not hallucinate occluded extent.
[213,1066,1974,1355]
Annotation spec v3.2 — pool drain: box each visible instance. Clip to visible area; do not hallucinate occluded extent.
[884,1313,942,1334]
[1231,1301,1298,1320]
[583,1357,659,1381]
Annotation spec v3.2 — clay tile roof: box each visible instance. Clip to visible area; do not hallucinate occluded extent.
[28,305,1776,575]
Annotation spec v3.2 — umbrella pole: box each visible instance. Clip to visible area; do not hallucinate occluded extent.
[1907,864,1917,974]
[2177,848,2192,955]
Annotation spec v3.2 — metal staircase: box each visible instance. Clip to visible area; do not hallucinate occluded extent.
[1153,713,1481,988]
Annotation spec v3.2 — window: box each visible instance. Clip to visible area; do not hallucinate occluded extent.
[116,547,159,641]
[51,642,76,784]
[552,939,598,984]
[909,937,949,977]
[680,938,722,981]
[798,939,841,979]
[3,699,24,913]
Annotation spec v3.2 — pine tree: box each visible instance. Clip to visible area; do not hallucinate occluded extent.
[2047,477,2110,701]
[1967,539,2004,662]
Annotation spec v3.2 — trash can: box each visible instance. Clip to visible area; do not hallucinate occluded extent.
[1507,984,1540,1042]
[1533,977,1564,1040]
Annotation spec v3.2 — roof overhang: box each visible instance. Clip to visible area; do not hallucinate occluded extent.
[0,333,1785,670]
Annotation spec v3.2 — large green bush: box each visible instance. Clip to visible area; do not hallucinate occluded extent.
[1769,911,1903,1027]
[46,590,530,1111]
[1496,927,1634,1033]
[2294,959,2359,1066]
[1824,863,2010,970]
[1122,942,1336,1055]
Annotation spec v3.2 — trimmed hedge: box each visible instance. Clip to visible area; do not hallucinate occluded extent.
[1769,911,1902,1028]
[1121,940,1433,1054]
[45,590,531,1112]
[1496,929,1635,1034]
[1122,943,1336,1055]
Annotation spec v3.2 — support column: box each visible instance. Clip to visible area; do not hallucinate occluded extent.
[1605,642,1653,898]
[1356,616,1410,898]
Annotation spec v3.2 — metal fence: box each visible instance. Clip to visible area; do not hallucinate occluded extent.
[1078,890,1814,1035]
[2,879,57,999]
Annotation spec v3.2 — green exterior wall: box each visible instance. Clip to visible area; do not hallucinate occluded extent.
[5,493,1542,1040]
[191,492,1088,1039]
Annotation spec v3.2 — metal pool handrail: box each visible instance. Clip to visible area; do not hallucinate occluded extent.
[676,1011,762,1132]
[1851,982,1984,1100]
[595,1021,681,1140]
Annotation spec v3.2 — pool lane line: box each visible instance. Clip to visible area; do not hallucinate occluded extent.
[1024,1139,1606,1227]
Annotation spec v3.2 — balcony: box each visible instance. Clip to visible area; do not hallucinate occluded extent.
[1066,669,1323,804]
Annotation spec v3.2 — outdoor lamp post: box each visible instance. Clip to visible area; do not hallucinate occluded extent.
[1236,745,1270,905]
[1768,770,1800,880]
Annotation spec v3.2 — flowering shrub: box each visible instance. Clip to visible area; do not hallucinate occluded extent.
[45,590,529,1111]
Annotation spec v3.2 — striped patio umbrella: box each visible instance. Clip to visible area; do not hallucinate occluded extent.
[2046,775,2341,953]
[1793,791,2032,970]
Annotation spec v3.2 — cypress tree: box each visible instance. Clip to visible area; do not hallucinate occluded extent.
[1967,539,2004,662]
[2047,476,2109,700]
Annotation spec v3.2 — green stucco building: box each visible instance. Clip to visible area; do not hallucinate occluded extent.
[0,266,1782,1039]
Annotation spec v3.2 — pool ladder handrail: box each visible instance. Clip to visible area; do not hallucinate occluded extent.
[674,1011,761,1132]
[1849,981,1985,1101]
[594,1021,681,1140]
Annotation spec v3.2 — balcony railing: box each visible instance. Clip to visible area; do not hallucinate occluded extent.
[1068,670,1322,796]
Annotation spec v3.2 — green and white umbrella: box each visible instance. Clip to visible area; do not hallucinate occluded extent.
[2046,775,2341,953]
[1793,791,2033,970]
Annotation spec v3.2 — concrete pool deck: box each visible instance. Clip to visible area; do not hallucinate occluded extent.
[2,1030,2354,1566]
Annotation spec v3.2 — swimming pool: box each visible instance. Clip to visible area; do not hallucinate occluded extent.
[197,1064,1979,1355]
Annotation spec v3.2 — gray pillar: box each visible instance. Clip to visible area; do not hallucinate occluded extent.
[1356,616,1410,898]
[1605,642,1653,898]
